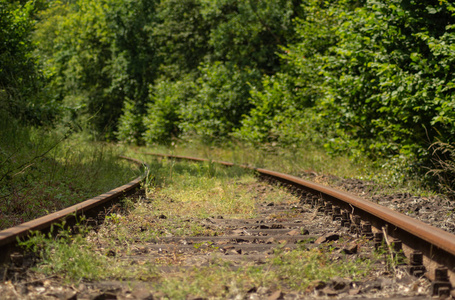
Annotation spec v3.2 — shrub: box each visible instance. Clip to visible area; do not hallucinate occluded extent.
[143,77,196,145]
[179,62,261,142]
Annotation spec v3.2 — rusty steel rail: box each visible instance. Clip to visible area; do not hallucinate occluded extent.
[0,156,148,263]
[148,153,455,292]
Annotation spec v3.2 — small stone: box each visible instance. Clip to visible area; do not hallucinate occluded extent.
[91,292,118,300]
[46,290,78,300]
[283,293,299,299]
[315,233,340,244]
[265,237,276,244]
[231,229,244,235]
[248,294,260,300]
[257,287,269,295]
[286,230,300,236]
[10,252,24,267]
[330,276,349,291]
[310,280,326,290]
[321,287,338,297]
[43,280,52,287]
[131,288,154,300]
[227,249,240,255]
[342,242,358,254]
[205,218,216,224]
[349,288,360,295]
[268,290,284,300]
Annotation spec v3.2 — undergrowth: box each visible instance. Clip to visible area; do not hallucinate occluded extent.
[428,141,455,200]
[0,118,141,230]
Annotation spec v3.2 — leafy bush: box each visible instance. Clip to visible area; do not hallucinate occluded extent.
[200,0,297,74]
[116,100,145,144]
[153,0,210,79]
[179,62,261,142]
[235,74,307,145]
[331,1,453,158]
[0,1,52,123]
[143,77,196,145]
[244,0,455,162]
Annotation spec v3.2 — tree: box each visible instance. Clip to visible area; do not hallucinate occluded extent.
[35,0,159,139]
[0,1,44,122]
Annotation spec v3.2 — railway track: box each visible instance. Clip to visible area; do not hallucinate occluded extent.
[145,153,455,298]
[0,153,454,299]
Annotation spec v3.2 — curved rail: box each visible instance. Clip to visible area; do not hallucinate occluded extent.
[147,153,455,288]
[0,156,148,262]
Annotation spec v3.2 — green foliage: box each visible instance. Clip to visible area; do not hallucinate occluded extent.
[153,0,210,79]
[0,0,52,123]
[235,73,318,146]
[116,100,145,145]
[35,0,158,139]
[316,0,454,157]
[32,0,298,142]
[200,0,298,74]
[237,0,455,164]
[310,0,455,159]
[8,0,454,194]
[143,76,196,145]
[180,62,261,142]
[428,141,455,199]
[235,0,340,146]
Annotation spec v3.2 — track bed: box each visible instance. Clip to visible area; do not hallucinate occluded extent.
[0,171,432,299]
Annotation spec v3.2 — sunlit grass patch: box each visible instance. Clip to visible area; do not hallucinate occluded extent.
[143,159,275,219]
[89,159,298,244]
[269,246,372,290]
